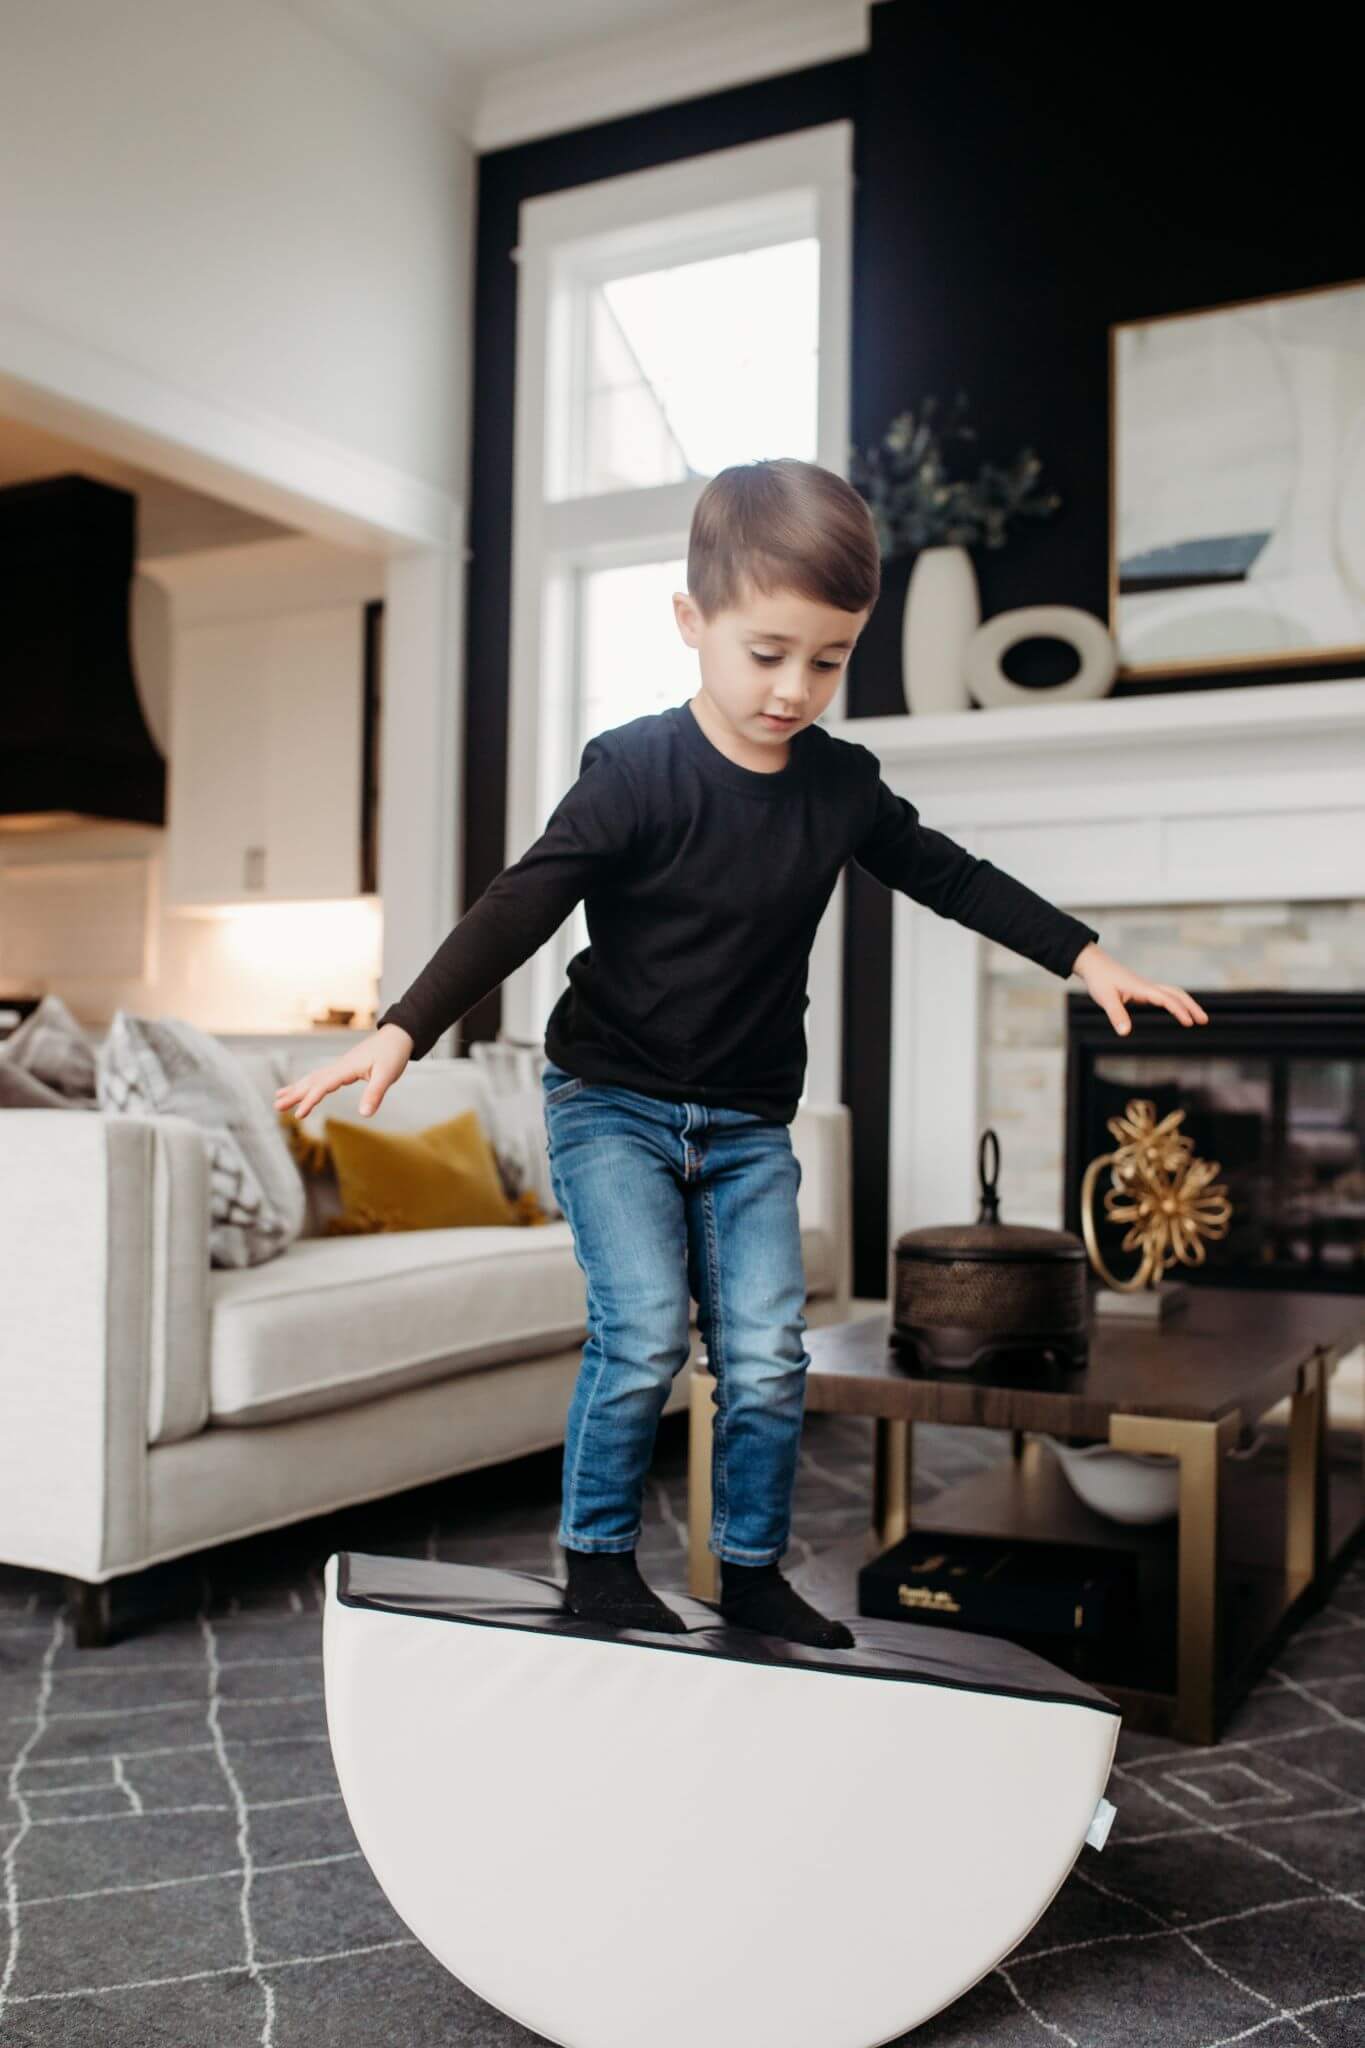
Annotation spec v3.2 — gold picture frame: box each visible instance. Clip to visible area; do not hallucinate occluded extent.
[1108,277,1365,679]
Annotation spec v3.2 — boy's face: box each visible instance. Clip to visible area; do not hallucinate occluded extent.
[671,578,870,757]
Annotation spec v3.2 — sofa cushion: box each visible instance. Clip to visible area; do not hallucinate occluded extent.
[0,992,97,1099]
[0,1060,83,1109]
[208,1218,837,1428]
[209,1223,587,1426]
[281,1059,505,1240]
[467,1040,563,1220]
[98,1016,305,1270]
[324,1109,530,1231]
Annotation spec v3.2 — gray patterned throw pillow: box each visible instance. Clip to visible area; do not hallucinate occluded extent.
[0,992,97,1100]
[96,1012,305,1268]
[467,1038,563,1221]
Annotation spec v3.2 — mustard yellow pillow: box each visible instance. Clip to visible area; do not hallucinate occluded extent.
[322,1109,544,1233]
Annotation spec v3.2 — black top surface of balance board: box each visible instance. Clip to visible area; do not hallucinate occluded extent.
[335,1552,1121,1717]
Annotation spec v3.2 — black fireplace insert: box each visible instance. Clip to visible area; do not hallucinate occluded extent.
[1064,990,1365,1296]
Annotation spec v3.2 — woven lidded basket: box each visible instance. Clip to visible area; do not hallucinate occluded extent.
[892,1130,1089,1372]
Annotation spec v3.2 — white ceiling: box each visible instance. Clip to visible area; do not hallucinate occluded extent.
[380,0,705,77]
[293,0,867,150]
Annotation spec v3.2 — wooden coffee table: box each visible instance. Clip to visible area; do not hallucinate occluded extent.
[686,1287,1364,1743]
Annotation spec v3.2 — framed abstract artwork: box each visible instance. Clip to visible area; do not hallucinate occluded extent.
[1109,278,1365,677]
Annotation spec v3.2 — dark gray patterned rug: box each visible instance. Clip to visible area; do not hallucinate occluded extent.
[1,1411,1361,2046]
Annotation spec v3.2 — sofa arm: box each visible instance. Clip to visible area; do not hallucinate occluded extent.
[791,1101,853,1319]
[0,1110,211,1581]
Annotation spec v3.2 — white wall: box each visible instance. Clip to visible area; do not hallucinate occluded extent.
[0,0,474,1039]
[0,0,473,508]
[0,823,384,1038]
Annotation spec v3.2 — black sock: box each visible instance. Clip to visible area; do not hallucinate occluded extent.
[719,1559,855,1649]
[561,1546,687,1632]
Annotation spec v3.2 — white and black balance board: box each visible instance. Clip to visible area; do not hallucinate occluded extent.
[323,1551,1120,2048]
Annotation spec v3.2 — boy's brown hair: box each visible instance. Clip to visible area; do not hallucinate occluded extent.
[686,457,882,623]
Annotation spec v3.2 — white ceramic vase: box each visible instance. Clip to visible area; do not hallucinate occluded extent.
[901,543,979,715]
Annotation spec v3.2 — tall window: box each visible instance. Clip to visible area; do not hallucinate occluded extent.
[552,237,820,502]
[503,123,853,1065]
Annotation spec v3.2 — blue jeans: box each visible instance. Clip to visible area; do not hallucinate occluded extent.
[541,1059,811,1565]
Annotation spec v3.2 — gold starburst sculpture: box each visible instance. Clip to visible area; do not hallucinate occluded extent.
[1080,1098,1232,1293]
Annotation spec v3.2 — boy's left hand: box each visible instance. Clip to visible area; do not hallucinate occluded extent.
[1071,940,1209,1038]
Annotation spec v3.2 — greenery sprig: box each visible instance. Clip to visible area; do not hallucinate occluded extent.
[849,390,1061,555]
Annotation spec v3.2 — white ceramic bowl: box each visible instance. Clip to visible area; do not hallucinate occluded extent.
[1033,1433,1180,1524]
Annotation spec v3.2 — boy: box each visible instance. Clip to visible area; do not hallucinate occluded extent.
[277,457,1208,1647]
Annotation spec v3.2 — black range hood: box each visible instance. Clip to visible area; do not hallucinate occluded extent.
[0,472,166,827]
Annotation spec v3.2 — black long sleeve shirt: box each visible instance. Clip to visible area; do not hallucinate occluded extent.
[377,700,1099,1124]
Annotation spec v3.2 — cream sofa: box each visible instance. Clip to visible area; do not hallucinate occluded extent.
[1,1047,853,1645]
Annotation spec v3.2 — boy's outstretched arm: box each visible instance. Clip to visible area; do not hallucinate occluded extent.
[274,738,637,1119]
[851,776,1208,1037]
[376,739,638,1059]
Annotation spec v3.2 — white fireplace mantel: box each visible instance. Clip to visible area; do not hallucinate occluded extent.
[821,675,1365,1283]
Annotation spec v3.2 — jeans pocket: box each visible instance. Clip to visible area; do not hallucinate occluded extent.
[543,1071,586,1107]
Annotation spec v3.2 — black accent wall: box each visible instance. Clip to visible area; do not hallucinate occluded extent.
[460,0,1360,1300]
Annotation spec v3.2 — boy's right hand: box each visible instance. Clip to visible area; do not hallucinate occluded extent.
[273,1023,415,1122]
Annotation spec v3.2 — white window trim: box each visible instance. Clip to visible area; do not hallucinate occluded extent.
[499,121,854,1106]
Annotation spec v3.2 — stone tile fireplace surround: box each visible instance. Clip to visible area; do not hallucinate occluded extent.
[825,676,1365,1299]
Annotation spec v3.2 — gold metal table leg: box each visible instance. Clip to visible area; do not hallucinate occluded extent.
[1110,1409,1234,1747]
[1336,1340,1365,1536]
[1286,1353,1326,1586]
[872,1417,915,1558]
[1336,1339,1365,1533]
[688,1368,719,1602]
